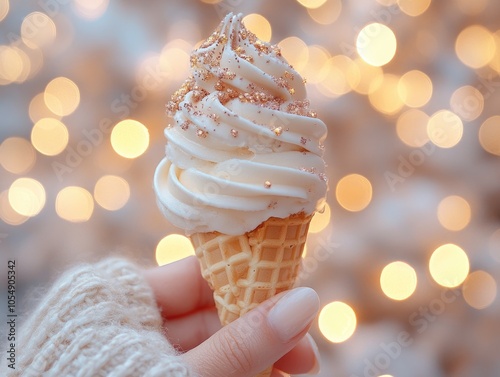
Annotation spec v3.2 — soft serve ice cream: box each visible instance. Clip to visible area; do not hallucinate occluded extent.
[154,13,327,235]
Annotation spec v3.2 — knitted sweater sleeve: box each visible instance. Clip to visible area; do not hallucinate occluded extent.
[7,259,192,377]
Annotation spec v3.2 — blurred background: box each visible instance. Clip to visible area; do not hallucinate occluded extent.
[1,0,500,376]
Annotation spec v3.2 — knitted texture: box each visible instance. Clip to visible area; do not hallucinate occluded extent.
[3,259,191,377]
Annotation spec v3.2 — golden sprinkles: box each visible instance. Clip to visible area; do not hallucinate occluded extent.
[166,14,321,155]
[264,180,272,188]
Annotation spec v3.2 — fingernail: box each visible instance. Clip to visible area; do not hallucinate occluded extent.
[305,333,321,375]
[268,287,320,342]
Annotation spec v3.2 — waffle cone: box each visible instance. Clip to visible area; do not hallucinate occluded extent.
[190,213,313,377]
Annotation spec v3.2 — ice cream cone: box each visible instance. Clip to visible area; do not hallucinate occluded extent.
[190,213,313,377]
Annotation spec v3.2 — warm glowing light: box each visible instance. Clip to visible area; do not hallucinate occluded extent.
[427,110,463,148]
[156,234,195,266]
[44,77,80,116]
[21,12,57,49]
[8,178,46,217]
[479,116,500,156]
[437,195,471,231]
[0,137,36,175]
[200,0,222,3]
[369,74,404,115]
[56,186,94,223]
[376,0,397,5]
[356,23,397,67]
[278,36,309,73]
[94,175,130,211]
[73,0,109,20]
[398,70,433,108]
[454,0,489,15]
[310,203,331,233]
[318,301,357,343]
[352,58,383,95]
[336,174,372,212]
[0,45,23,85]
[158,44,191,84]
[111,119,150,159]
[0,190,29,226]
[397,0,431,16]
[450,85,484,122]
[297,0,327,9]
[307,0,342,25]
[455,25,496,69]
[319,55,360,97]
[396,109,429,147]
[0,0,9,22]
[380,261,417,301]
[429,244,469,288]
[489,32,500,73]
[302,45,330,84]
[463,270,497,310]
[242,14,271,42]
[31,118,69,156]
[29,92,60,123]
[302,244,308,258]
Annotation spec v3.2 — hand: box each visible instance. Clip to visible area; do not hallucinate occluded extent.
[145,256,321,377]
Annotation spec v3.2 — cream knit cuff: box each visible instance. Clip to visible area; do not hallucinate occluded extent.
[5,258,191,377]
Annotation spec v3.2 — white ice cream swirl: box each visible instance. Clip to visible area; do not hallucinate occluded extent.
[154,13,328,235]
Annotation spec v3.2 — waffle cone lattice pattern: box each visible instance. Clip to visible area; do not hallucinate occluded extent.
[191,213,313,326]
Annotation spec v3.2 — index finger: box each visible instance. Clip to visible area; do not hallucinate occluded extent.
[144,256,214,318]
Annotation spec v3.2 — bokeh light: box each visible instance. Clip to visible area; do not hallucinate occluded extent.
[31,118,69,156]
[278,36,309,73]
[297,0,327,8]
[479,116,500,156]
[319,55,360,97]
[242,13,271,42]
[21,12,57,49]
[450,85,484,122]
[111,119,150,159]
[336,174,372,212]
[8,178,46,217]
[437,195,471,231]
[29,92,61,123]
[398,70,433,108]
[380,261,417,301]
[307,0,342,25]
[44,77,81,116]
[463,270,497,310]
[429,244,470,288]
[56,186,94,222]
[356,23,397,67]
[309,202,331,233]
[158,41,191,85]
[396,109,430,147]
[0,0,9,22]
[318,301,357,343]
[156,234,195,266]
[352,58,383,95]
[455,25,496,69]
[302,45,330,84]
[94,175,130,211]
[397,0,431,16]
[369,74,404,115]
[427,110,463,148]
[0,190,29,226]
[0,45,24,85]
[73,0,109,20]
[0,137,36,174]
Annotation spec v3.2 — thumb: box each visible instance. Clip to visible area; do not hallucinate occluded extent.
[183,287,320,377]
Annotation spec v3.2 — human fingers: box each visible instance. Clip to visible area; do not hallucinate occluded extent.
[183,287,320,377]
[164,306,221,351]
[274,333,320,374]
[144,256,214,318]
